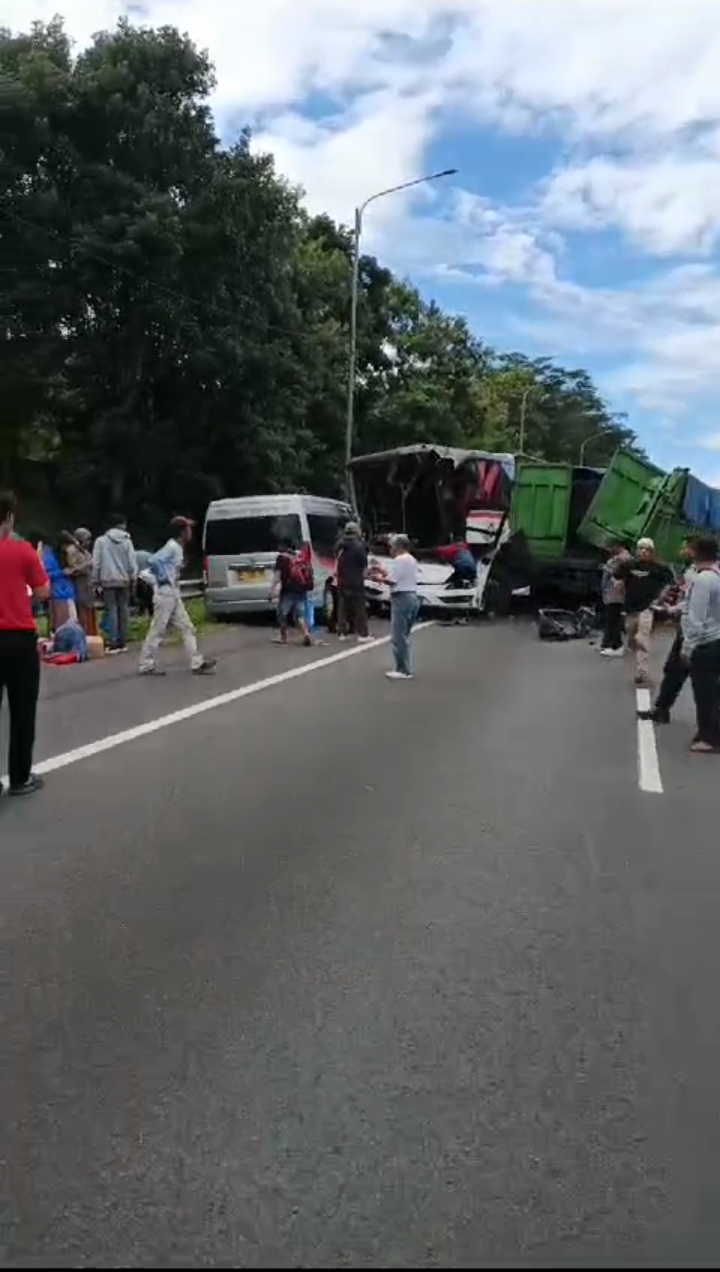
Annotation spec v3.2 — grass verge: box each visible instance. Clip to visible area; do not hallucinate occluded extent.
[37,597,216,646]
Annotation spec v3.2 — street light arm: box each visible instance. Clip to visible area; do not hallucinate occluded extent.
[357,168,457,223]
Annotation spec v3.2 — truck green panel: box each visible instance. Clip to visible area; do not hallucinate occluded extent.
[577,449,666,550]
[509,462,573,560]
[639,468,691,562]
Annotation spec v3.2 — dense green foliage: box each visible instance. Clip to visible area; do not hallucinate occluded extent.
[1,18,639,534]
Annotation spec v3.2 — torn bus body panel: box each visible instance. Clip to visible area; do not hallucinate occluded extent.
[349,445,515,614]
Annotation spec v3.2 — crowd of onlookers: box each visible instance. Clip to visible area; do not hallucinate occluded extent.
[599,533,720,754]
[1,495,221,797]
[29,515,152,653]
[1,493,424,797]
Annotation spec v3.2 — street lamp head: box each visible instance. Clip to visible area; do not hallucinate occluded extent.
[437,168,458,177]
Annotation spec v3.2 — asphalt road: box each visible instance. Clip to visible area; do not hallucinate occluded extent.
[1,617,720,1267]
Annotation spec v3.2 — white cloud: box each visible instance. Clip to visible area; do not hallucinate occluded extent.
[6,0,720,435]
[541,154,720,256]
[252,89,440,236]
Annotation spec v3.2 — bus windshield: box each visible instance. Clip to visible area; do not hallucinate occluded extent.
[350,447,513,551]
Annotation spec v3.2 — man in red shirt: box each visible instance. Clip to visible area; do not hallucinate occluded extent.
[0,491,49,796]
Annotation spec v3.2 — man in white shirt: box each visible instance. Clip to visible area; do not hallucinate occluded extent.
[138,517,216,676]
[385,534,420,680]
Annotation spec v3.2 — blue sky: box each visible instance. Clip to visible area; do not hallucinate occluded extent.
[13,0,720,485]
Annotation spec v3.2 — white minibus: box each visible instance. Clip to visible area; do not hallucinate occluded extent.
[203,493,352,618]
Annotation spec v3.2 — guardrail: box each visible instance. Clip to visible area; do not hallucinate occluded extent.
[180,578,204,600]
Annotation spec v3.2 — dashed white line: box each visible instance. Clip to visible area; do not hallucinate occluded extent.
[2,623,435,785]
[636,686,663,794]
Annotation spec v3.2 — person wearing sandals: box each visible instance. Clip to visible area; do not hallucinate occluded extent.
[681,536,720,754]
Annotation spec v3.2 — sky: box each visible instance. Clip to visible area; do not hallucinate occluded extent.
[8,0,720,485]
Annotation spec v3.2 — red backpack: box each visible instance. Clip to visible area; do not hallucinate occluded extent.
[287,550,314,591]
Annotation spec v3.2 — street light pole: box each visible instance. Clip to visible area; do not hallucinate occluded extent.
[344,167,457,504]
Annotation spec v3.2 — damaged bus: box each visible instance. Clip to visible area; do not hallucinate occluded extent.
[347,445,515,617]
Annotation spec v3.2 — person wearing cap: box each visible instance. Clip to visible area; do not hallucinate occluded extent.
[335,521,370,641]
[613,537,673,686]
[138,516,216,677]
[65,527,99,637]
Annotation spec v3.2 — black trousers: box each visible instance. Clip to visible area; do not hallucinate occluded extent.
[655,628,689,716]
[601,602,624,649]
[0,631,41,789]
[338,588,369,638]
[690,639,720,748]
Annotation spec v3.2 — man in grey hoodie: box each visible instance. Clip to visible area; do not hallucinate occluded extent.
[92,514,137,652]
[681,535,720,753]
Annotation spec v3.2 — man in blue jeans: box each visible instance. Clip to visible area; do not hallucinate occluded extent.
[385,534,420,680]
[271,541,313,647]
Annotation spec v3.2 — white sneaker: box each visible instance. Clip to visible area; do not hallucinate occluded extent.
[356,635,373,643]
[386,670,413,680]
[338,634,349,642]
[600,648,624,658]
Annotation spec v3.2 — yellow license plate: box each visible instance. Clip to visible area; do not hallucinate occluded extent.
[232,569,265,585]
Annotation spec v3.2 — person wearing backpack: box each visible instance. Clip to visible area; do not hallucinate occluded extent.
[137,517,216,677]
[272,540,313,646]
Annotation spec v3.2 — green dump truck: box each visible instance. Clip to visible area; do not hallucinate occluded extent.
[494,448,719,602]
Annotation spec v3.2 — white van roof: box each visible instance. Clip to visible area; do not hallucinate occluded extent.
[206,494,352,520]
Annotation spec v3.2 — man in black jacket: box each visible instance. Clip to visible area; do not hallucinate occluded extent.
[336,522,370,641]
[614,537,673,686]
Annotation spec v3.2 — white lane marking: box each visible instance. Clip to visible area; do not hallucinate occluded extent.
[1,623,435,783]
[636,686,663,794]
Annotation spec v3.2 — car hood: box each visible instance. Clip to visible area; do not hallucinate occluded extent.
[366,554,453,585]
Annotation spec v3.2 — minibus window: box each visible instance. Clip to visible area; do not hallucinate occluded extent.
[205,514,302,556]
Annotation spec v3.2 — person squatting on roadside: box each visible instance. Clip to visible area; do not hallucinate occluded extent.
[0,490,49,797]
[336,521,370,641]
[138,517,216,677]
[613,537,673,686]
[637,537,698,725]
[678,536,720,754]
[384,534,420,680]
[599,543,630,655]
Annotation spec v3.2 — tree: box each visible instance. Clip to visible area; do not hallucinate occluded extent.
[1,16,641,537]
